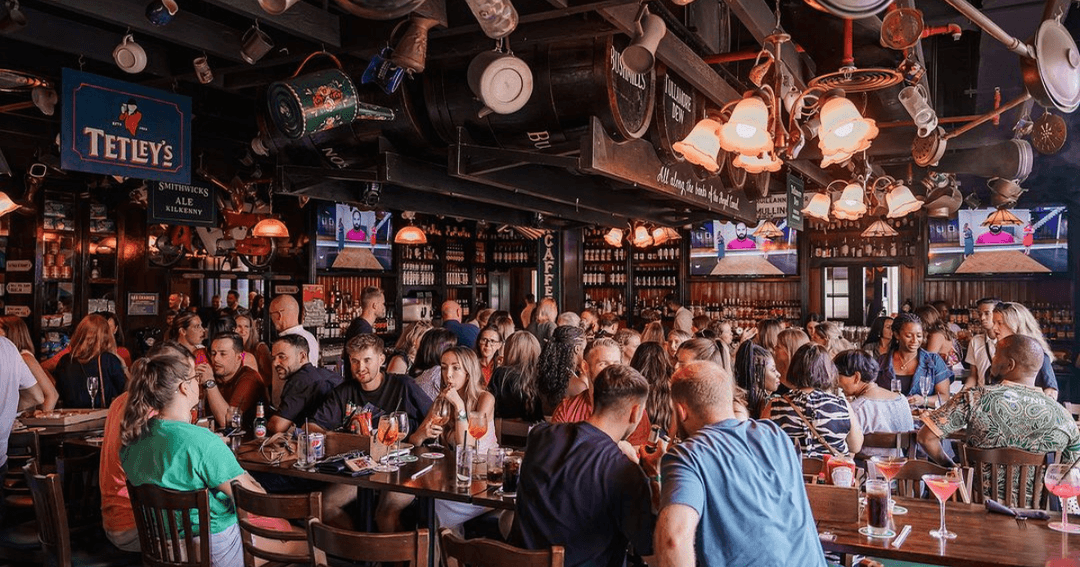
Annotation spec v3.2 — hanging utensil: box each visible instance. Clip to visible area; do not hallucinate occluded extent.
[880,7,925,51]
[1031,111,1067,154]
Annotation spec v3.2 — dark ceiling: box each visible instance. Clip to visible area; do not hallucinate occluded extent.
[0,0,1077,227]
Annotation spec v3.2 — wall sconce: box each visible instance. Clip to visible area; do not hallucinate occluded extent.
[832,180,867,220]
[672,118,723,172]
[622,9,666,74]
[651,226,680,246]
[394,211,427,244]
[604,227,625,247]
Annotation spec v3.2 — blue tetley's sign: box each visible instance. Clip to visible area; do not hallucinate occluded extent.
[61,68,191,184]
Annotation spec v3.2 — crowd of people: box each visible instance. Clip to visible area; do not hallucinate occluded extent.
[2,289,1079,567]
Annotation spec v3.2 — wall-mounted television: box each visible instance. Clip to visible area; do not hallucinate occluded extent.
[314,203,393,271]
[689,219,798,276]
[927,206,1069,276]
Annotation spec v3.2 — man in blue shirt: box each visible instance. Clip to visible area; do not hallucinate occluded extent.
[441,300,479,348]
[512,365,662,567]
[655,361,825,567]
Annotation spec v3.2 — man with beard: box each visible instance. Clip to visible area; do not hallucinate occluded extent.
[512,364,661,567]
[345,208,367,241]
[267,334,342,434]
[202,332,266,427]
[919,335,1079,468]
[963,297,1000,389]
[655,361,824,567]
[975,224,1016,245]
[725,222,756,250]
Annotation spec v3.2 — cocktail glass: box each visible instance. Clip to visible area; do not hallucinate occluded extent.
[923,473,962,539]
[1045,464,1080,534]
[871,455,908,515]
[373,415,400,473]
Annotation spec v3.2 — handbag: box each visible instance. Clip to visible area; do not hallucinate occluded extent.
[780,394,846,458]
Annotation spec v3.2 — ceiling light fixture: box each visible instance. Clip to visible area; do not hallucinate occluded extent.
[252,218,290,238]
[672,118,724,172]
[818,95,879,157]
[718,95,773,156]
[604,227,625,248]
[861,218,899,237]
[394,211,427,245]
[752,220,784,239]
[832,180,868,220]
[882,178,923,218]
[631,224,654,248]
[651,226,681,246]
[801,192,833,222]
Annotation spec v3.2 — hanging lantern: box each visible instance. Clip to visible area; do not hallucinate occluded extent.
[885,182,922,218]
[818,96,879,156]
[651,226,681,246]
[801,192,832,222]
[981,208,1024,226]
[251,218,290,238]
[672,118,723,173]
[631,224,654,248]
[604,227,625,247]
[832,181,867,220]
[718,96,773,156]
[753,220,784,239]
[861,218,899,237]
[732,149,782,174]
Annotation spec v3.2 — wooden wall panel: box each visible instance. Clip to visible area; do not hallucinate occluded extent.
[923,279,1073,307]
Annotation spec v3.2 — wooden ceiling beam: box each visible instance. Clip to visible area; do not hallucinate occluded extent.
[199,0,341,48]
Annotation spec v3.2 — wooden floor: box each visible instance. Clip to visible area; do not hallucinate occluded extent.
[711,255,785,276]
[955,250,1050,274]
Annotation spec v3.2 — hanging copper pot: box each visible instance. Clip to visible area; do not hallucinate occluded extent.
[332,0,425,20]
[1019,18,1080,113]
[880,7,925,51]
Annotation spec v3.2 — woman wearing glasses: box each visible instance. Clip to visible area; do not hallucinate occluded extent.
[475,325,504,386]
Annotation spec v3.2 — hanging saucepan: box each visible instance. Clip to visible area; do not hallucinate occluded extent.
[880,7,925,51]
[924,186,963,218]
[1020,18,1080,113]
[332,0,424,20]
[803,0,894,19]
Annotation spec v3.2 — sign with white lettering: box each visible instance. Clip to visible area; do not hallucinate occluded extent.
[6,282,31,294]
[786,174,805,232]
[127,293,159,316]
[4,305,30,317]
[148,181,217,227]
[537,232,561,305]
[275,285,299,295]
[6,260,32,272]
[61,68,191,183]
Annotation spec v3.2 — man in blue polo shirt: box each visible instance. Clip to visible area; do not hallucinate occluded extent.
[655,361,825,567]
[441,300,479,348]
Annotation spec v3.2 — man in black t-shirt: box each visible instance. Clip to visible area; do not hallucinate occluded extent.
[267,334,343,434]
[512,365,663,567]
[311,333,431,434]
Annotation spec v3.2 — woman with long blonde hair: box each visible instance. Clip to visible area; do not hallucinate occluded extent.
[528,297,559,345]
[55,314,127,408]
[387,320,432,376]
[0,315,59,410]
[993,301,1058,396]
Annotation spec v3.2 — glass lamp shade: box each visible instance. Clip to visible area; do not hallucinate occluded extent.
[820,148,855,168]
[832,182,867,220]
[252,218,290,238]
[752,220,784,239]
[0,192,17,217]
[861,218,899,237]
[732,149,782,173]
[818,96,879,156]
[885,183,923,218]
[631,225,654,248]
[981,208,1024,226]
[801,192,832,222]
[672,118,723,172]
[394,224,428,244]
[604,227,625,247]
[718,97,773,156]
[651,226,681,245]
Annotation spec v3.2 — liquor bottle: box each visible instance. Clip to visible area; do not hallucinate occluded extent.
[253,403,267,439]
[90,259,101,280]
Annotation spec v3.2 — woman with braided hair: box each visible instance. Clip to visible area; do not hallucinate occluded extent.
[733,340,781,420]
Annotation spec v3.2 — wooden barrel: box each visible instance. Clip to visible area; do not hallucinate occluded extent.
[649,64,705,164]
[423,36,655,152]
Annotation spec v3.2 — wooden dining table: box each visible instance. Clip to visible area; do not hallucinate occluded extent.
[817,496,1077,567]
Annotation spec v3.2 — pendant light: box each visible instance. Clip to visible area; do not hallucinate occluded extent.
[818,95,878,156]
[0,191,17,217]
[651,226,681,246]
[861,218,899,237]
[672,118,723,172]
[801,192,832,222]
[884,180,922,218]
[718,96,773,156]
[252,187,290,238]
[394,211,427,244]
[631,224,654,248]
[981,208,1024,226]
[604,227,625,247]
[752,220,784,239]
[732,149,782,174]
[832,181,867,220]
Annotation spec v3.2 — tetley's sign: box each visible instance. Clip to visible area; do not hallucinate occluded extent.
[61,69,191,184]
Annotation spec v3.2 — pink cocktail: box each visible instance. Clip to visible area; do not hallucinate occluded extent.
[1045,464,1080,534]
[871,456,908,515]
[923,474,962,539]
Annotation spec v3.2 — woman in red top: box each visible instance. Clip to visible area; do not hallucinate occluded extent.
[475,325,503,386]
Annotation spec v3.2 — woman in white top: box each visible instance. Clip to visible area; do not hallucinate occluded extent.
[835,349,913,458]
[0,315,59,411]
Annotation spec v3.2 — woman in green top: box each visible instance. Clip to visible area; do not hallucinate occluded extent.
[119,351,266,567]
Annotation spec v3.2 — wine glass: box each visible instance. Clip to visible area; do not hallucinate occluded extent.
[86,376,100,409]
[392,411,416,463]
[468,411,489,455]
[870,455,908,515]
[1045,464,1080,533]
[919,375,933,410]
[890,377,903,395]
[373,415,400,473]
[923,473,963,539]
[427,396,454,450]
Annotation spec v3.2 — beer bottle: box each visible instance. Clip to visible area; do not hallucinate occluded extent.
[253,403,267,439]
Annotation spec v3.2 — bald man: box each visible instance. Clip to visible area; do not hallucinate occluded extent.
[269,294,319,374]
[919,334,1080,468]
[655,361,825,567]
[441,300,478,348]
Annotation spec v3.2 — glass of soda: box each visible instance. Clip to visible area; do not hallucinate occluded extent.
[501,454,522,497]
[863,479,893,538]
[486,447,507,487]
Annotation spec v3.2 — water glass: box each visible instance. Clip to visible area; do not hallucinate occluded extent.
[294,431,314,469]
[456,445,475,489]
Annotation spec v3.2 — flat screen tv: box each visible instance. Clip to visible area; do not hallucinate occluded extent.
[689,219,798,276]
[314,203,393,271]
[927,206,1069,276]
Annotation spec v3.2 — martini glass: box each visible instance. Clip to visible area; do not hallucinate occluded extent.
[871,455,908,515]
[1045,463,1080,534]
[923,473,963,539]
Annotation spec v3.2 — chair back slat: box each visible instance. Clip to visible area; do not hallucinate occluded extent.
[127,481,212,567]
[805,484,859,523]
[306,519,428,566]
[439,528,564,567]
[892,460,969,502]
[233,482,322,567]
[23,463,71,567]
[960,446,1051,508]
[859,431,916,459]
[4,430,41,509]
[55,451,101,532]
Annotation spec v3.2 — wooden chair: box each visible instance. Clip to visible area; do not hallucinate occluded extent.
[892,459,970,503]
[0,458,41,564]
[127,481,211,567]
[439,527,564,567]
[3,429,41,511]
[805,484,860,524]
[232,482,321,567]
[494,418,534,448]
[858,431,916,459]
[55,451,102,535]
[23,463,138,567]
[802,458,824,484]
[306,518,427,567]
[960,446,1051,509]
